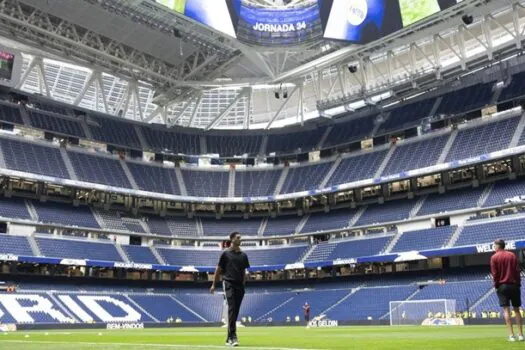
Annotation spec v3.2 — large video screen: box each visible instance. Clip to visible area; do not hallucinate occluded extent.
[320,0,461,44]
[0,51,15,82]
[156,0,237,37]
[230,0,323,46]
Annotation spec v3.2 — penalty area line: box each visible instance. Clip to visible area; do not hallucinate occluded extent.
[1,340,325,350]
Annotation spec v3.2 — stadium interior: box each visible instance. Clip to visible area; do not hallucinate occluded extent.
[1,0,525,344]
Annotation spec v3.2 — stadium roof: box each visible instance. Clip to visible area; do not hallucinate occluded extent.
[0,0,521,130]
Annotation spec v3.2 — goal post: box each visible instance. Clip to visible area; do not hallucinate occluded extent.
[389,299,459,326]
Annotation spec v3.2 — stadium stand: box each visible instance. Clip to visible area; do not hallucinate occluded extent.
[67,151,131,188]
[305,236,391,262]
[325,150,387,186]
[355,199,416,226]
[390,226,456,252]
[381,134,449,176]
[205,134,262,157]
[498,71,525,102]
[36,236,123,261]
[263,215,302,236]
[326,285,417,320]
[27,111,85,138]
[444,116,519,162]
[31,201,99,229]
[266,128,326,155]
[0,137,70,179]
[141,128,200,155]
[323,116,375,148]
[200,217,261,236]
[436,82,495,115]
[0,103,24,124]
[417,186,486,216]
[300,208,355,233]
[235,169,282,197]
[454,217,525,247]
[378,98,436,133]
[122,245,159,264]
[279,161,333,194]
[126,161,181,194]
[0,234,33,255]
[87,115,141,149]
[482,178,525,208]
[0,196,31,220]
[182,168,229,197]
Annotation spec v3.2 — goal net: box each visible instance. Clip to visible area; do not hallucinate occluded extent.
[389,299,458,326]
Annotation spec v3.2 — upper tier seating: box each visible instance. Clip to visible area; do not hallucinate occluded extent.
[200,217,261,236]
[142,128,200,155]
[0,196,31,220]
[499,72,525,103]
[36,237,123,261]
[0,234,32,255]
[182,169,229,197]
[206,134,262,157]
[88,115,141,148]
[263,215,302,236]
[0,103,23,124]
[126,162,180,195]
[301,208,356,233]
[27,111,85,138]
[391,226,456,252]
[279,162,332,194]
[326,150,388,186]
[417,186,485,216]
[454,218,525,247]
[381,135,449,176]
[235,169,282,197]
[67,151,131,188]
[266,128,326,155]
[445,116,519,162]
[0,137,70,179]
[379,98,436,133]
[436,82,495,115]
[483,179,525,208]
[356,199,416,226]
[323,116,375,148]
[32,201,99,229]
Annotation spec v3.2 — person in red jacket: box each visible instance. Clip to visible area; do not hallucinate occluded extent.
[491,239,523,341]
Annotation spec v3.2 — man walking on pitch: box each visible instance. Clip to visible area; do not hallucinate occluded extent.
[210,232,250,347]
[303,302,310,327]
[491,239,523,341]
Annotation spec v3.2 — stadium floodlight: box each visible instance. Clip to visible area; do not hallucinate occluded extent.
[389,299,459,326]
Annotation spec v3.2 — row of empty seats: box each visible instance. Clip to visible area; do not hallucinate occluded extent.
[3,74,519,158]
[0,269,495,324]
[0,175,523,237]
[0,113,522,196]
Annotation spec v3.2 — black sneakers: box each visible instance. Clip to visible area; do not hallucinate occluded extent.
[231,337,239,347]
[225,338,232,346]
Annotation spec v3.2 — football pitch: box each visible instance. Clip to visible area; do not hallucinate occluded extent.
[0,325,522,350]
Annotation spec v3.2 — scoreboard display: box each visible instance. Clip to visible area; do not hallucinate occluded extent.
[0,45,22,88]
[320,0,462,44]
[155,0,463,46]
[232,0,323,46]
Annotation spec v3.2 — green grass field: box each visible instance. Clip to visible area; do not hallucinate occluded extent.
[0,325,523,350]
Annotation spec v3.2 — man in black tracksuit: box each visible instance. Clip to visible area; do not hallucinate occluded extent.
[210,232,250,347]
